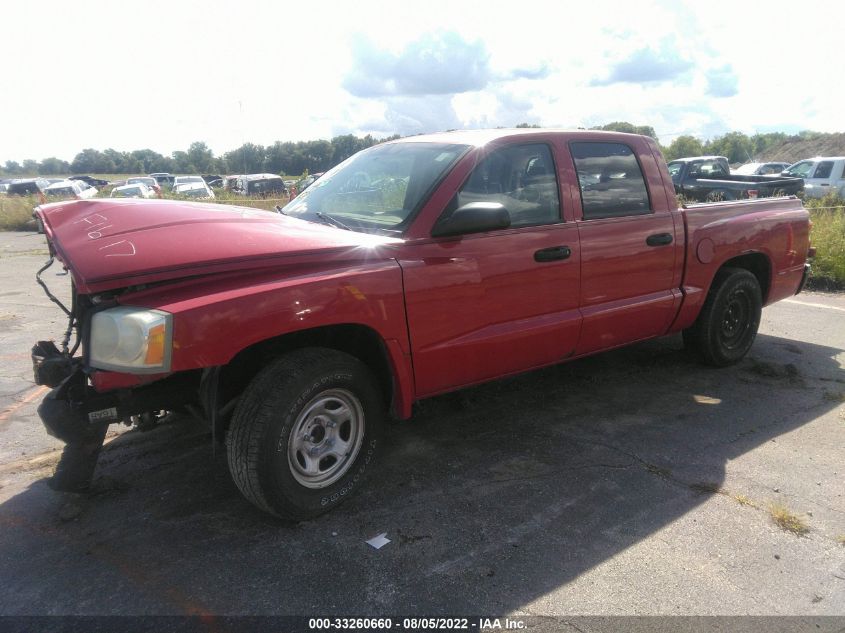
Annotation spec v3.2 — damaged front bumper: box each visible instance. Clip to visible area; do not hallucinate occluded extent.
[32,341,199,491]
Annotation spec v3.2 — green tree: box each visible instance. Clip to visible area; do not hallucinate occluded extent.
[171,151,197,174]
[187,141,215,173]
[3,161,22,175]
[71,149,111,174]
[664,135,704,161]
[223,143,266,174]
[39,157,70,175]
[21,159,40,175]
[593,121,658,141]
[703,132,754,164]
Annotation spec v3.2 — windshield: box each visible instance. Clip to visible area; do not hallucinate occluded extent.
[784,161,815,178]
[46,186,75,196]
[282,141,468,234]
[113,186,143,197]
[733,163,760,175]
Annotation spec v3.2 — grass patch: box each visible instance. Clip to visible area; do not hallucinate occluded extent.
[0,196,37,231]
[806,195,845,288]
[733,494,756,507]
[769,503,810,536]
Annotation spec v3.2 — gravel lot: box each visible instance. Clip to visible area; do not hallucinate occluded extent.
[0,230,843,617]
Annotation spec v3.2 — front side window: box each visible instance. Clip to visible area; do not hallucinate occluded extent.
[571,142,651,220]
[454,143,560,228]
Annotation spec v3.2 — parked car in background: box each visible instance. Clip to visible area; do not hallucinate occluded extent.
[126,176,162,195]
[44,179,98,199]
[234,173,287,197]
[173,181,215,199]
[172,175,206,190]
[667,156,803,201]
[223,175,242,190]
[733,162,791,176]
[110,183,156,198]
[7,178,50,197]
[70,175,109,188]
[202,174,223,187]
[296,172,324,193]
[783,157,845,198]
[150,173,175,189]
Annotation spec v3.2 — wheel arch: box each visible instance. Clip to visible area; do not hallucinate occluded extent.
[711,252,771,303]
[208,324,402,430]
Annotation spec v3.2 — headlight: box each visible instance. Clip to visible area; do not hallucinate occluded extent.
[89,307,173,373]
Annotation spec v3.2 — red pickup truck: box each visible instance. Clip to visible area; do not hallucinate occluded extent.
[31,129,812,520]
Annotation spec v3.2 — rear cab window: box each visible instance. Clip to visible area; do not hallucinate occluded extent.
[570,142,651,220]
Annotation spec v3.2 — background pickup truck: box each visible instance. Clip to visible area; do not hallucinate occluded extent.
[31,129,812,520]
[667,155,804,202]
[783,156,845,198]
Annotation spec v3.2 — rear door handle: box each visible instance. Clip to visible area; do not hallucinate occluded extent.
[646,233,673,247]
[534,246,571,262]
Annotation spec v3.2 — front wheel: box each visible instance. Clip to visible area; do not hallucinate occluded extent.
[227,348,385,520]
[683,268,762,366]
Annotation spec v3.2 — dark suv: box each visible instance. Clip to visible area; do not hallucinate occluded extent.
[7,178,50,196]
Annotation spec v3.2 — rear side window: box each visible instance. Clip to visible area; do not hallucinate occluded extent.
[813,161,834,179]
[571,142,651,220]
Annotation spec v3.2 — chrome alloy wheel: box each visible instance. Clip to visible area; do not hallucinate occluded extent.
[287,389,365,489]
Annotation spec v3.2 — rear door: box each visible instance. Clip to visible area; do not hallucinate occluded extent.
[399,140,582,397]
[567,139,683,355]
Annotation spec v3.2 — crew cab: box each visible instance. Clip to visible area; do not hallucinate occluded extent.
[31,130,812,520]
[783,157,845,198]
[667,155,804,201]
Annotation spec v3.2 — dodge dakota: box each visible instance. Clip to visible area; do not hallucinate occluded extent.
[31,129,812,520]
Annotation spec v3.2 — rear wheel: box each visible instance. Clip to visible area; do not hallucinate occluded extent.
[683,268,762,366]
[227,348,385,520]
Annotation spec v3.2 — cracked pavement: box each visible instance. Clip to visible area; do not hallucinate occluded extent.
[0,230,843,616]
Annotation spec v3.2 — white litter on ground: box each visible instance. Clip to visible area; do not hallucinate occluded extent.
[366,532,391,549]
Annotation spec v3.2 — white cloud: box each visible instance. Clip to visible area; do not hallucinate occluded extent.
[0,0,841,163]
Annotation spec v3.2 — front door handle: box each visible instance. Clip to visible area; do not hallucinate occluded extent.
[534,246,571,262]
[646,233,673,247]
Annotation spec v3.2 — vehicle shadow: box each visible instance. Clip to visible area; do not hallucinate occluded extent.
[0,332,842,615]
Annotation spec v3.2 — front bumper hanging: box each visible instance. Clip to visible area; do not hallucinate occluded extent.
[32,344,199,491]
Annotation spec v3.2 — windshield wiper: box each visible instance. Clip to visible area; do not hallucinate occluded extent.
[315,212,352,231]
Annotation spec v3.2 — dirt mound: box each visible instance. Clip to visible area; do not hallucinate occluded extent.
[760,133,845,163]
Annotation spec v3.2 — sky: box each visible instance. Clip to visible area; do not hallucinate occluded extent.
[1,0,841,164]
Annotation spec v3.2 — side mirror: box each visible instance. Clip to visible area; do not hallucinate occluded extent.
[431,201,511,238]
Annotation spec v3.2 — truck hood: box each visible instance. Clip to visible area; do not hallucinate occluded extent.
[37,199,401,293]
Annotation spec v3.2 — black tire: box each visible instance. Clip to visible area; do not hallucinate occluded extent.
[683,267,762,367]
[227,348,385,520]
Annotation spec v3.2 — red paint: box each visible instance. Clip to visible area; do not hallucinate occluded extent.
[36,130,810,419]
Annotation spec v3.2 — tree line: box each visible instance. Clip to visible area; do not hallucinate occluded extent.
[0,125,827,177]
[0,134,399,177]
